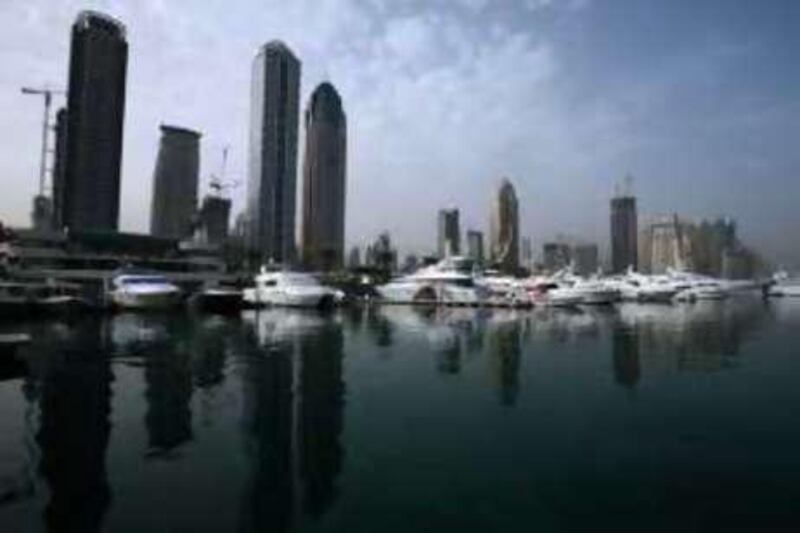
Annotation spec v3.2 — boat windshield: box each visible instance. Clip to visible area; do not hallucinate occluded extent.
[283,274,320,286]
[120,276,170,285]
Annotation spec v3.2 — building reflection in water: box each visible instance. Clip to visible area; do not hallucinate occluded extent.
[111,313,194,458]
[615,301,769,384]
[366,306,393,347]
[239,311,345,532]
[486,318,522,406]
[31,318,113,533]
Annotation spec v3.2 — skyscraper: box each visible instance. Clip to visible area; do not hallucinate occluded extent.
[63,11,128,232]
[247,41,301,265]
[489,178,519,272]
[437,208,460,258]
[466,229,484,266]
[196,195,231,246]
[610,195,638,273]
[149,125,200,239]
[301,82,347,271]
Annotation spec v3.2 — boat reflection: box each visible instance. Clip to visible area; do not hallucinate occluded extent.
[239,309,345,531]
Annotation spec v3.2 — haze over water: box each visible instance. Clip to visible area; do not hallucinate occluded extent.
[2,300,800,531]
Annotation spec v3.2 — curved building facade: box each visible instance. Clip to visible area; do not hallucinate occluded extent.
[301,82,347,271]
[149,125,201,239]
[489,178,519,272]
[247,41,301,265]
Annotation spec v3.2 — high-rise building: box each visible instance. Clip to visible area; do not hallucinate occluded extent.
[521,237,533,268]
[347,246,361,269]
[573,243,599,276]
[301,82,347,271]
[437,208,460,258]
[196,195,231,246]
[63,11,128,232]
[52,107,68,229]
[149,125,200,239]
[639,214,694,273]
[489,178,519,272]
[466,229,484,266]
[247,41,301,265]
[543,242,571,272]
[610,195,637,273]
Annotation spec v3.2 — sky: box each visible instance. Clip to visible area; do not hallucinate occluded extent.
[0,0,798,265]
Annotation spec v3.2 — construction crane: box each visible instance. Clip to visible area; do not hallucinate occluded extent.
[208,145,239,196]
[20,86,65,196]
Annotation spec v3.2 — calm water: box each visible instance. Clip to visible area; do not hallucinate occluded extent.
[1,299,800,532]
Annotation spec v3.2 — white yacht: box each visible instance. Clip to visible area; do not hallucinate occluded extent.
[610,268,680,303]
[108,274,182,310]
[666,269,729,302]
[551,270,620,305]
[476,271,533,308]
[243,269,344,309]
[377,257,489,306]
[768,271,800,297]
[521,278,583,307]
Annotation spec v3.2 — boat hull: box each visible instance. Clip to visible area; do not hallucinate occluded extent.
[111,291,182,310]
[189,291,243,313]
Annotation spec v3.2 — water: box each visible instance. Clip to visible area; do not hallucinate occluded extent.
[1,299,800,532]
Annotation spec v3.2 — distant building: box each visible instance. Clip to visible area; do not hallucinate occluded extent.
[489,178,519,272]
[573,243,599,276]
[543,242,571,272]
[401,254,419,273]
[150,125,201,239]
[610,195,637,273]
[365,232,396,273]
[301,82,347,271]
[692,217,737,276]
[347,246,360,269]
[466,230,484,266]
[52,107,68,229]
[437,208,460,258]
[639,214,695,273]
[521,237,532,269]
[195,195,231,246]
[31,195,53,232]
[63,11,128,232]
[247,41,300,265]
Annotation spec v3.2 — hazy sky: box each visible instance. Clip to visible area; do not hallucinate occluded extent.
[1,0,798,265]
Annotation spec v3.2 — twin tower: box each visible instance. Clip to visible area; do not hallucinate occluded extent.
[246,41,347,271]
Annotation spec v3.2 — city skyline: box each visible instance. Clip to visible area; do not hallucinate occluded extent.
[1,1,799,265]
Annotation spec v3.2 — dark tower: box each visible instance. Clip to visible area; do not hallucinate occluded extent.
[610,195,638,273]
[301,82,347,271]
[149,125,201,239]
[247,41,301,265]
[63,11,128,232]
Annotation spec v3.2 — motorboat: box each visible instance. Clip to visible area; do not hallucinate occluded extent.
[243,269,344,309]
[673,281,729,302]
[768,271,800,297]
[610,268,680,303]
[377,257,489,306]
[108,273,182,310]
[549,270,620,305]
[521,278,583,307]
[665,269,729,302]
[476,271,533,308]
[0,280,90,316]
[188,282,243,313]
